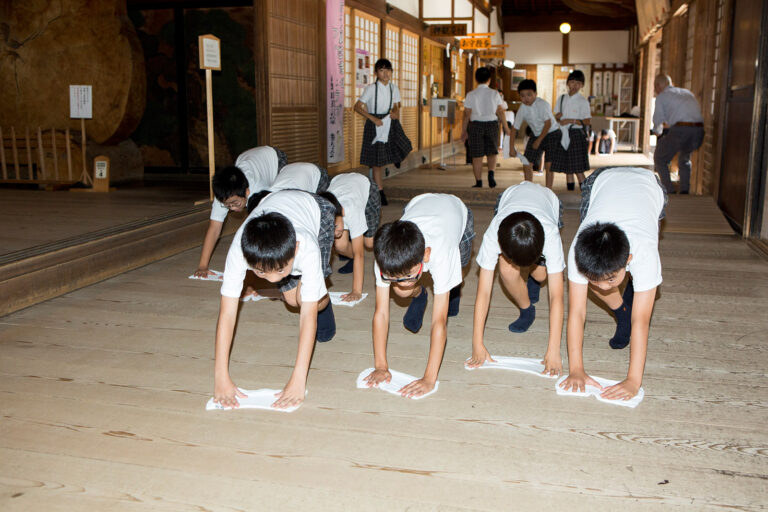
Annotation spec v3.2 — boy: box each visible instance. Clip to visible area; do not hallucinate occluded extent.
[554,70,592,190]
[508,79,564,188]
[365,194,475,398]
[322,172,382,302]
[461,66,511,188]
[193,146,285,278]
[213,189,338,410]
[247,162,332,211]
[560,167,667,401]
[467,182,565,376]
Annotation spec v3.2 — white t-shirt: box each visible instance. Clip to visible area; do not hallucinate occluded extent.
[554,93,591,122]
[652,86,703,134]
[476,182,565,273]
[464,84,504,122]
[221,190,327,302]
[514,97,560,136]
[269,162,320,193]
[210,146,279,222]
[327,172,371,240]
[374,193,468,295]
[358,81,402,115]
[567,167,665,292]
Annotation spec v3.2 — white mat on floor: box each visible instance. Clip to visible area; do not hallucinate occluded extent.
[464,356,558,379]
[356,368,439,399]
[205,388,304,412]
[555,375,644,408]
[188,269,224,281]
[329,292,368,307]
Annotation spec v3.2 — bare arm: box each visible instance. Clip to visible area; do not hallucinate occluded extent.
[460,107,473,141]
[542,271,564,376]
[354,100,383,126]
[496,105,511,135]
[533,120,551,148]
[364,285,392,386]
[195,220,224,276]
[213,295,247,406]
[559,281,601,392]
[341,235,366,301]
[467,268,495,366]
[390,101,401,120]
[273,298,319,408]
[399,291,450,397]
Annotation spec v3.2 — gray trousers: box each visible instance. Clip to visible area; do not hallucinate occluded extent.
[653,125,704,193]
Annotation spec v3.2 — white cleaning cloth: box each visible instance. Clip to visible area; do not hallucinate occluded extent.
[518,154,531,167]
[205,388,304,413]
[372,115,392,144]
[464,356,558,379]
[240,289,283,302]
[555,375,644,408]
[188,269,224,281]
[329,292,368,307]
[356,368,439,400]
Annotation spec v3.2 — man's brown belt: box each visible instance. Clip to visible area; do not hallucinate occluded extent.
[675,122,704,127]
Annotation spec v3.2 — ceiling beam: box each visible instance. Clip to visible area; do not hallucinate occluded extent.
[502,13,635,32]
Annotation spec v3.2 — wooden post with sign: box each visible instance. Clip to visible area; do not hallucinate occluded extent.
[199,34,221,201]
[92,156,112,193]
[69,85,94,187]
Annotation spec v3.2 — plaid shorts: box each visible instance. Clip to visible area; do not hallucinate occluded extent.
[360,115,413,167]
[558,127,590,174]
[523,130,565,167]
[317,166,331,193]
[459,207,476,267]
[579,167,669,222]
[364,175,382,238]
[494,193,564,229]
[271,146,288,172]
[467,121,499,159]
[277,193,336,293]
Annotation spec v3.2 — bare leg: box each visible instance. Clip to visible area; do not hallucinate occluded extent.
[498,260,530,309]
[544,162,555,189]
[471,157,484,181]
[372,166,384,190]
[522,165,533,182]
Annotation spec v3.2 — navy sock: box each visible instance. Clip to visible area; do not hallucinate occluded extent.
[566,182,575,191]
[527,275,541,304]
[509,305,535,333]
[338,255,351,261]
[448,285,461,317]
[488,171,496,188]
[338,258,354,274]
[472,179,482,188]
[316,302,336,342]
[609,279,634,349]
[403,286,428,333]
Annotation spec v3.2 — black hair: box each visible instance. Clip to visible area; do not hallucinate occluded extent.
[600,129,609,137]
[567,70,585,83]
[318,191,343,218]
[574,222,630,280]
[212,166,248,202]
[246,190,271,213]
[518,79,537,93]
[240,212,297,270]
[374,58,393,72]
[475,66,492,84]
[373,220,425,276]
[498,212,545,267]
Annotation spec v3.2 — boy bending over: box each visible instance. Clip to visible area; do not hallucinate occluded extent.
[468,182,565,375]
[322,172,382,302]
[560,167,667,400]
[213,190,338,409]
[367,194,475,398]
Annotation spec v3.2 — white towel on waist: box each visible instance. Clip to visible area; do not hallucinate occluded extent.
[464,356,558,379]
[356,368,439,399]
[555,375,645,408]
[372,115,392,144]
[560,124,571,150]
[205,388,305,413]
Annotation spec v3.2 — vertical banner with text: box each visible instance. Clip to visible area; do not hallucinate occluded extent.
[326,0,345,163]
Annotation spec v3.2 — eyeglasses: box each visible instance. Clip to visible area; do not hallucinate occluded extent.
[380,262,423,283]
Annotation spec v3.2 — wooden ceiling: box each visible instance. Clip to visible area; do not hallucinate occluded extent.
[500,0,637,32]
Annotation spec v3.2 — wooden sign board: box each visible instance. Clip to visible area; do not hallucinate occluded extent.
[92,155,111,193]
[69,85,92,119]
[428,24,467,37]
[459,37,491,50]
[198,34,221,70]
[479,49,505,59]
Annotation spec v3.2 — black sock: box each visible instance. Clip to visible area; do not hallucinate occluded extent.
[403,286,428,332]
[379,189,388,206]
[447,285,461,317]
[527,275,541,304]
[509,305,535,333]
[566,182,575,191]
[338,258,354,274]
[609,301,632,349]
[488,171,496,188]
[394,161,401,169]
[338,255,351,261]
[472,179,482,188]
[316,302,336,342]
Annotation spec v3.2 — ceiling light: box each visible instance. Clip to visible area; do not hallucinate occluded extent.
[559,22,571,34]
[503,60,515,69]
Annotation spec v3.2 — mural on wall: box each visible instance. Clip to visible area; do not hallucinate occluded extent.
[129,7,257,170]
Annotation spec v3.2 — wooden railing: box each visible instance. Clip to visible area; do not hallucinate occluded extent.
[1,126,83,184]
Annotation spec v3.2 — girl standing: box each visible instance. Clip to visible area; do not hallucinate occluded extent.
[354,58,412,206]
[554,70,592,190]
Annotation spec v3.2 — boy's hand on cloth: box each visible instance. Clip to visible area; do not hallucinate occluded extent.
[600,378,641,400]
[194,267,211,278]
[541,351,563,377]
[363,368,392,387]
[399,378,435,398]
[466,346,495,368]
[341,291,363,302]
[273,378,306,409]
[214,377,247,408]
[558,370,601,393]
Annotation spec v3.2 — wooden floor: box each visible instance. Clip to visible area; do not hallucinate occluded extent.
[2,164,767,510]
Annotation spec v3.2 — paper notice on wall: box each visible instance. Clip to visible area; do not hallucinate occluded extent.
[69,85,92,119]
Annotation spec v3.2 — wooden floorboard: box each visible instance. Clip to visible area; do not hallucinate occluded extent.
[1,177,766,510]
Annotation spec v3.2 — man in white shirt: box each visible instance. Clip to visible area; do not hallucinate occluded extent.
[212,190,337,410]
[467,182,565,377]
[508,79,565,188]
[366,194,475,398]
[461,66,511,188]
[560,167,667,402]
[193,146,284,279]
[652,75,705,194]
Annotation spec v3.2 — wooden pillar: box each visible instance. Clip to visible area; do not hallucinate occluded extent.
[562,32,569,65]
[254,0,270,147]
